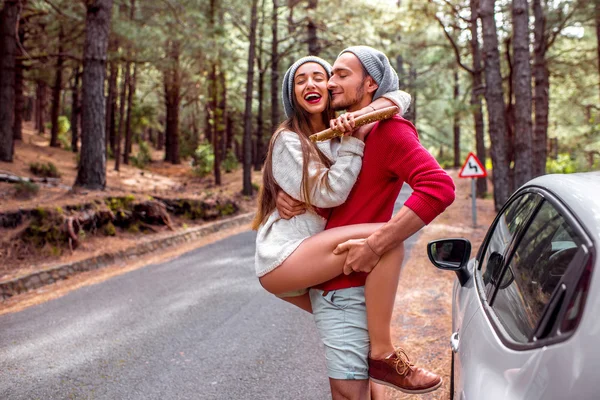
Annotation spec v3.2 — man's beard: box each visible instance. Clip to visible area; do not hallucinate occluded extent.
[332,82,365,111]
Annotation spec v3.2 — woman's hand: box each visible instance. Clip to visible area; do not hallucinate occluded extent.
[329,112,357,136]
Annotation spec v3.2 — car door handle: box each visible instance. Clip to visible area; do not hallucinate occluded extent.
[450,331,460,353]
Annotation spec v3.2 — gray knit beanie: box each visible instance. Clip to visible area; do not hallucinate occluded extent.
[282,56,332,118]
[339,46,399,101]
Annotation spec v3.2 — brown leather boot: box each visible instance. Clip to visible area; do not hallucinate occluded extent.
[368,348,442,394]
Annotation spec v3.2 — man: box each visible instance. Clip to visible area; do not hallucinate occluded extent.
[276,46,456,399]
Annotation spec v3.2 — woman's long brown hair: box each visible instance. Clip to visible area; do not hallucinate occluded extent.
[252,89,335,230]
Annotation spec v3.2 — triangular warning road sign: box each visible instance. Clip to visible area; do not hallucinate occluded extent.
[458,152,487,178]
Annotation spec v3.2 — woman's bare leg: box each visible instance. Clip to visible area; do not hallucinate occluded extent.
[259,223,384,293]
[280,293,313,313]
[259,222,402,360]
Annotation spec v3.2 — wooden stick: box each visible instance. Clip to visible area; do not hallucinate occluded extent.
[309,106,400,142]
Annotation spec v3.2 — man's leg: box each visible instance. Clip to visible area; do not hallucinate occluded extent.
[310,287,371,400]
[330,379,370,400]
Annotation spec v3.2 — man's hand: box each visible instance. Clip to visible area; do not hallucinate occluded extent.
[276,190,306,219]
[333,238,381,275]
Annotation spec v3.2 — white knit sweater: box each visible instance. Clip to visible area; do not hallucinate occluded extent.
[254,90,411,277]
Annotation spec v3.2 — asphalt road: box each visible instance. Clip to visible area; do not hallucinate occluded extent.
[0,185,417,400]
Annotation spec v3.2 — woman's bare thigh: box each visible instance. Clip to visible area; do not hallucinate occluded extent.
[259,223,384,294]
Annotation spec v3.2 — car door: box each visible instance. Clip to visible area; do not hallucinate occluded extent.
[457,188,593,400]
[451,191,542,398]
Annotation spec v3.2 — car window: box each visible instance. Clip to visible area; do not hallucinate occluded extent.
[479,193,541,294]
[491,201,583,343]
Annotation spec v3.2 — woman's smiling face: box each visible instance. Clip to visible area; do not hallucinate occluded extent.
[293,62,329,115]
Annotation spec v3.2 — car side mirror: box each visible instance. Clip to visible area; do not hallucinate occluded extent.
[427,239,472,286]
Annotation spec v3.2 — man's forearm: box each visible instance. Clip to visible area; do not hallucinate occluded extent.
[366,207,425,256]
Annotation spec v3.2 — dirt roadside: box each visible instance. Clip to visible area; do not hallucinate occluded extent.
[387,171,495,400]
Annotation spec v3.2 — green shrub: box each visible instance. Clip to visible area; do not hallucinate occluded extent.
[222,150,239,173]
[14,181,40,199]
[192,144,214,178]
[546,154,577,174]
[29,161,61,178]
[131,141,152,169]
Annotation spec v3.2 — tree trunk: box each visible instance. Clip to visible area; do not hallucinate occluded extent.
[396,54,405,90]
[71,66,81,152]
[226,113,233,152]
[405,65,417,124]
[124,61,136,164]
[254,0,266,171]
[453,69,461,168]
[105,37,118,157]
[533,0,549,177]
[596,0,600,102]
[123,0,136,164]
[114,62,128,171]
[163,40,181,165]
[35,80,47,134]
[511,0,533,188]
[243,0,259,195]
[0,0,19,162]
[504,38,515,194]
[480,0,510,211]
[469,0,487,197]
[307,0,319,56]
[255,69,265,171]
[13,12,25,142]
[210,63,221,184]
[75,0,114,190]
[270,0,280,134]
[217,67,227,172]
[50,26,65,148]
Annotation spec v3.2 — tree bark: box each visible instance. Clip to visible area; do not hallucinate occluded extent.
[217,67,227,172]
[105,37,118,157]
[453,69,461,168]
[35,80,47,134]
[469,0,487,197]
[0,0,19,162]
[71,66,81,153]
[307,0,319,56]
[163,40,181,165]
[13,12,25,142]
[75,0,114,190]
[243,0,259,195]
[270,0,280,135]
[596,0,600,102]
[50,26,65,148]
[533,0,549,177]
[255,0,266,171]
[124,61,136,164]
[123,0,136,164]
[511,0,533,188]
[480,0,510,211]
[114,62,128,171]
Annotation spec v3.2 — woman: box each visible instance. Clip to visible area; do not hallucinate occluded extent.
[252,55,418,391]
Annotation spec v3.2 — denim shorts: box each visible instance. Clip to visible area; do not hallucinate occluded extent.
[309,287,369,380]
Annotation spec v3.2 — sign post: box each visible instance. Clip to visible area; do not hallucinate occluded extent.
[458,152,487,227]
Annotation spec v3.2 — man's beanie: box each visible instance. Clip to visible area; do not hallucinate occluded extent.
[282,56,332,118]
[339,46,399,100]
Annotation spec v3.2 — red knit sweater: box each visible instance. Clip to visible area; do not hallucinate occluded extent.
[315,116,456,291]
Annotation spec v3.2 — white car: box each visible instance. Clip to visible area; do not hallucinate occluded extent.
[427,172,600,400]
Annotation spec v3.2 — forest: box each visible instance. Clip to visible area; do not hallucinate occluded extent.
[0,0,598,212]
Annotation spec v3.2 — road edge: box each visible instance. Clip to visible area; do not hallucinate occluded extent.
[0,212,254,301]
